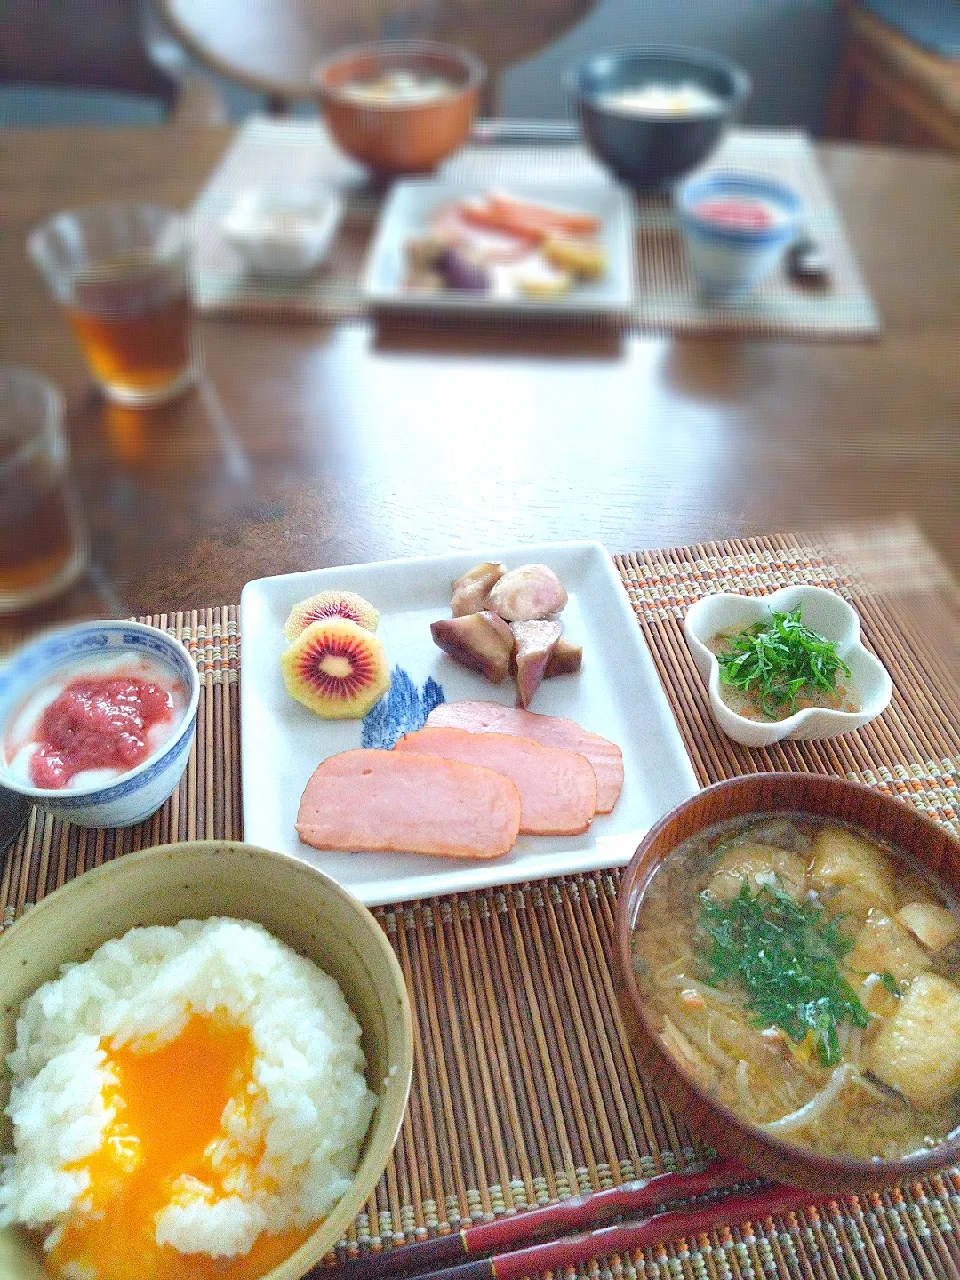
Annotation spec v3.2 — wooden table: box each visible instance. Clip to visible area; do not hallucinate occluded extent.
[1,123,958,643]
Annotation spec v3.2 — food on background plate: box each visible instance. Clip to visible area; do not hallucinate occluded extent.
[403,192,608,300]
[426,701,622,814]
[598,81,723,117]
[430,611,515,683]
[405,234,492,294]
[541,236,607,281]
[283,589,380,642]
[709,606,857,722]
[395,725,597,836]
[281,617,390,718]
[459,192,601,239]
[3,653,189,791]
[631,813,960,1160]
[0,917,375,1280]
[296,748,521,860]
[340,69,455,105]
[432,561,578,707]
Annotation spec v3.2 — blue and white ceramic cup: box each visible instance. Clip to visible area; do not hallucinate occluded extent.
[0,621,200,829]
[676,170,802,301]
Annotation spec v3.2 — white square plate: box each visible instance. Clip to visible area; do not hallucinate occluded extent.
[240,541,698,906]
[361,181,635,318]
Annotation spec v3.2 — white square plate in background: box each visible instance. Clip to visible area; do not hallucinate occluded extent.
[240,541,697,905]
[361,181,635,318]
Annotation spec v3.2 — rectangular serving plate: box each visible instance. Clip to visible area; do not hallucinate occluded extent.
[240,541,698,906]
[361,180,635,318]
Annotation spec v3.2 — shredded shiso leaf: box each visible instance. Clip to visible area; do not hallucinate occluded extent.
[698,881,869,1067]
[716,607,851,719]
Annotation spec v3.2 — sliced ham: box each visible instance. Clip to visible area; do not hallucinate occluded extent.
[296,748,520,860]
[395,725,596,836]
[426,700,623,815]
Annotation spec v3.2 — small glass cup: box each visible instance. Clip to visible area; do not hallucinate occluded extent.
[0,367,87,612]
[28,203,199,406]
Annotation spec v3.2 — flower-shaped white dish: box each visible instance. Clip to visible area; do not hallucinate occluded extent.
[684,585,893,748]
[222,187,342,277]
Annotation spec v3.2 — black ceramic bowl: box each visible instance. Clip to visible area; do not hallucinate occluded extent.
[570,45,751,191]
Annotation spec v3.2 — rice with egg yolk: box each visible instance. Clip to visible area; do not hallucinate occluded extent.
[0,918,377,1278]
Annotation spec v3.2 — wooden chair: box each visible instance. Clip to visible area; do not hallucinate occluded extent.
[155,0,597,114]
[826,0,960,153]
[0,0,226,125]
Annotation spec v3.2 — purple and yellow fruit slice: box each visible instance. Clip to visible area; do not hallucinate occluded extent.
[283,590,380,643]
[281,618,390,719]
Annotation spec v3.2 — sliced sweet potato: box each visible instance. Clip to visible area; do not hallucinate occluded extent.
[431,611,515,683]
[545,637,583,678]
[451,561,505,617]
[510,619,561,708]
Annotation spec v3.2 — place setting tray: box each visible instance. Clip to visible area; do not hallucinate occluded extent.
[2,519,958,1280]
[190,117,881,340]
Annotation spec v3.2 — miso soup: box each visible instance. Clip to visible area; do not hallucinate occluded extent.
[631,813,960,1160]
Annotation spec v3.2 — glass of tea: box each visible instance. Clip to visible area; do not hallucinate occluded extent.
[28,203,198,406]
[0,367,87,612]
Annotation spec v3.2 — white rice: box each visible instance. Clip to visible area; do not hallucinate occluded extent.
[0,918,377,1260]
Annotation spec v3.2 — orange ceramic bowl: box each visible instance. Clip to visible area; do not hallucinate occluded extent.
[615,773,960,1191]
[314,41,484,175]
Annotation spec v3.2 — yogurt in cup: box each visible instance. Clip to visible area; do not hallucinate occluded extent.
[676,170,802,301]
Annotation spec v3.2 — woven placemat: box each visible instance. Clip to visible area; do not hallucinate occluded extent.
[190,118,880,340]
[3,521,959,1280]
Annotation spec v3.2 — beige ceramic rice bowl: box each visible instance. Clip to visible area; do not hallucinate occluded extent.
[0,841,413,1280]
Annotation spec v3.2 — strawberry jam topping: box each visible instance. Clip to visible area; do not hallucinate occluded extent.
[29,675,175,789]
[693,196,777,231]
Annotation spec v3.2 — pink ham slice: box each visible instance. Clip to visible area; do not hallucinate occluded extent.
[296,748,520,860]
[426,700,623,815]
[395,726,596,836]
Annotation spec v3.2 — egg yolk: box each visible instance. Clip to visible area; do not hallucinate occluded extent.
[46,1015,315,1280]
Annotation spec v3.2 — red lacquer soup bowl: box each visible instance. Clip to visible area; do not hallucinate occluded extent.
[615,772,960,1190]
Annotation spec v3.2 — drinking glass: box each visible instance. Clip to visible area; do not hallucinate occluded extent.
[28,203,199,406]
[0,367,87,612]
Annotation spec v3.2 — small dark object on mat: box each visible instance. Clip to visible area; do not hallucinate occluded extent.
[788,237,831,286]
[0,787,30,854]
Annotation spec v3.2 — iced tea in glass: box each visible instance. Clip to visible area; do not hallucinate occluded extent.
[0,367,86,612]
[28,204,198,406]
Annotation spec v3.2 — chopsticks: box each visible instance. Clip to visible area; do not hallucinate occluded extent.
[313,1159,821,1280]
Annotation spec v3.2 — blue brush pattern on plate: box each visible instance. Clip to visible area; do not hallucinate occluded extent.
[362,668,445,749]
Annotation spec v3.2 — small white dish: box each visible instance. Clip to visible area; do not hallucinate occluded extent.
[240,540,698,906]
[361,180,635,318]
[684,585,892,748]
[222,187,342,277]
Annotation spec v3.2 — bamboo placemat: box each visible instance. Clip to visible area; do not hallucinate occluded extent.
[190,118,880,339]
[3,521,959,1280]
